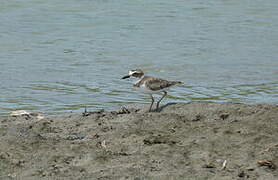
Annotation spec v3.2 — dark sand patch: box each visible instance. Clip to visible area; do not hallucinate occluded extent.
[0,102,277,179]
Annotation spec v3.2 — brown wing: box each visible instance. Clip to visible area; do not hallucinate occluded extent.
[145,77,179,91]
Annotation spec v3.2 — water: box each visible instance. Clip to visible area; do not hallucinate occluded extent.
[1,0,278,115]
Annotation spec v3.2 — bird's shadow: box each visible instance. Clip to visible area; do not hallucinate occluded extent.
[153,102,177,113]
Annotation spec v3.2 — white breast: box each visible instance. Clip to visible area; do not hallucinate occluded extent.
[137,82,169,94]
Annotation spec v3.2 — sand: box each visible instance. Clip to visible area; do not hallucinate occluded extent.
[0,102,277,179]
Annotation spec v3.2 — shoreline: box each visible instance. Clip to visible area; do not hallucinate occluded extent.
[1,102,277,179]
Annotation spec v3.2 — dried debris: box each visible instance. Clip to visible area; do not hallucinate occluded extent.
[202,163,215,169]
[101,140,107,148]
[10,110,44,120]
[66,135,86,141]
[97,140,107,149]
[117,107,130,114]
[82,108,105,117]
[257,160,276,169]
[238,170,245,178]
[192,114,203,122]
[10,110,29,116]
[143,135,177,145]
[83,106,139,117]
[219,113,229,120]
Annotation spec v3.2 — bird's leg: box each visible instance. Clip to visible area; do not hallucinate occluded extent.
[156,91,167,110]
[149,94,154,112]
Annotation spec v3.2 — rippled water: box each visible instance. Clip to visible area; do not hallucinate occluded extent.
[1,0,278,115]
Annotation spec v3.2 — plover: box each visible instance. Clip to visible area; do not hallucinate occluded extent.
[122,69,182,112]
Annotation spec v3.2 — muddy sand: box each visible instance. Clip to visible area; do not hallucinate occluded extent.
[0,102,277,179]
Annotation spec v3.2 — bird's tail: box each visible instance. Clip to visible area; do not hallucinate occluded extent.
[171,81,182,85]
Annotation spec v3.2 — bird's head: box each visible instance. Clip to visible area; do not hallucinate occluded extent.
[122,69,144,79]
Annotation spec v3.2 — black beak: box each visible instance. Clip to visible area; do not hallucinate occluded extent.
[122,75,130,79]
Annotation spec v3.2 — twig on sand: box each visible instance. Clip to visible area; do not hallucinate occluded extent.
[221,160,227,170]
[82,106,89,116]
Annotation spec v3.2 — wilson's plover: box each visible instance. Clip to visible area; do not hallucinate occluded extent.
[122,69,182,112]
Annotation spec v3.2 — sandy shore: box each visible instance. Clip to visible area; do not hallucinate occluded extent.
[0,102,277,179]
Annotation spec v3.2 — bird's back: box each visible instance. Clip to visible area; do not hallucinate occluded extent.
[134,76,181,91]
